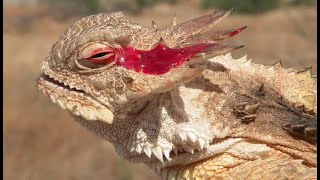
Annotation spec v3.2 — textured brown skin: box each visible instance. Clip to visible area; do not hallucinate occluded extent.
[37,11,317,179]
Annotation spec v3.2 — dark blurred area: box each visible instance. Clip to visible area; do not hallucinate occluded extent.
[4,0,317,180]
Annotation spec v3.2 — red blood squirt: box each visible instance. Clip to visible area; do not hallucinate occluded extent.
[115,43,211,75]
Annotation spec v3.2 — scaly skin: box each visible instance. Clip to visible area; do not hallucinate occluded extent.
[37,11,317,179]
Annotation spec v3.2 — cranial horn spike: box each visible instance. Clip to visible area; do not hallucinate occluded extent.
[295,66,312,79]
[154,37,167,47]
[167,9,232,38]
[171,14,177,27]
[213,26,247,40]
[149,79,177,94]
[267,60,283,69]
[151,20,158,30]
[168,66,207,84]
[159,37,165,43]
[205,44,244,57]
[296,66,312,73]
[278,60,283,67]
[273,59,283,68]
[186,44,244,65]
[152,26,166,47]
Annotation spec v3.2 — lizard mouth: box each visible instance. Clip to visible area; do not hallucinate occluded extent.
[127,138,243,170]
[39,73,85,93]
[37,70,115,124]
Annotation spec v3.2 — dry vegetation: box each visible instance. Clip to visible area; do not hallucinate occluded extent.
[4,2,316,180]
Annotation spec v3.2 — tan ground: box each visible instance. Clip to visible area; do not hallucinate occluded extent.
[4,3,316,180]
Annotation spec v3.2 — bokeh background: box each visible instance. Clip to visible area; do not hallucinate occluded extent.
[4,0,317,179]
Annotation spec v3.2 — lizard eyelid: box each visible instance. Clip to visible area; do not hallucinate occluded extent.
[85,48,115,64]
[89,52,110,59]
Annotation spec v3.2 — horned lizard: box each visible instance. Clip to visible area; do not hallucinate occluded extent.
[37,11,317,179]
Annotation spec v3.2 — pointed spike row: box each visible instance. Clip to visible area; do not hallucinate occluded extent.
[136,144,142,154]
[163,148,171,160]
[130,146,135,152]
[178,131,187,142]
[243,59,253,68]
[237,54,248,62]
[186,132,197,143]
[196,138,206,151]
[143,145,152,158]
[152,146,164,163]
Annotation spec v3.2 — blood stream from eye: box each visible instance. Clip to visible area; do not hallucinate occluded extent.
[115,43,212,75]
[85,26,246,75]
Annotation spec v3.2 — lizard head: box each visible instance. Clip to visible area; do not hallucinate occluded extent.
[37,11,245,167]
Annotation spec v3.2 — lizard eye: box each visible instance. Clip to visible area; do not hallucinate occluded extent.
[77,45,117,69]
[86,47,115,65]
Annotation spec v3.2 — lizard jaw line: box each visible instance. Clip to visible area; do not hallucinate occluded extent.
[39,73,85,93]
[37,73,114,124]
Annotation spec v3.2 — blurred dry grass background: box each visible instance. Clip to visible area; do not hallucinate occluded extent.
[4,0,316,179]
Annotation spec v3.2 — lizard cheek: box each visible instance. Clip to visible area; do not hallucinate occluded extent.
[92,78,107,90]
